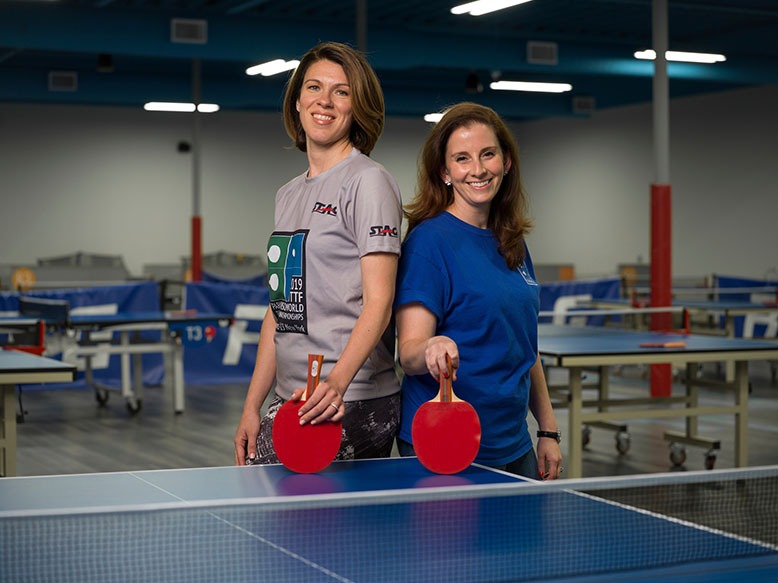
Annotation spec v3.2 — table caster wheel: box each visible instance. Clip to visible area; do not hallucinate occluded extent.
[582,426,592,448]
[126,399,142,415]
[615,431,631,454]
[95,389,109,406]
[669,443,686,467]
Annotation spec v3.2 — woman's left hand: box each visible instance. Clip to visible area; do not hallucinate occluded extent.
[294,379,346,426]
[537,439,563,480]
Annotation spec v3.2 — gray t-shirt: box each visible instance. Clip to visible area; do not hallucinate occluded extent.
[267,148,402,401]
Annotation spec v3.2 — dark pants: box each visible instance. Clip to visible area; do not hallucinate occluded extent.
[255,393,401,464]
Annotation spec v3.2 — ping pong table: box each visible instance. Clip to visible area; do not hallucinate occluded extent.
[2,310,232,414]
[587,296,778,381]
[0,350,76,477]
[538,324,778,478]
[1,458,777,582]
[64,311,233,414]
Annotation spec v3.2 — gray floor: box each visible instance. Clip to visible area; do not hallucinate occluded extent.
[12,360,778,478]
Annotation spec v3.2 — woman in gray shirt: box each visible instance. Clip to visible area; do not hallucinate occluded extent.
[234,42,402,466]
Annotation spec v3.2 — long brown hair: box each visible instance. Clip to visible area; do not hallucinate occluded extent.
[282,42,384,156]
[405,102,533,269]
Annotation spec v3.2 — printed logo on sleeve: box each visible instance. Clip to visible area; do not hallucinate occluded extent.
[369,225,399,238]
[267,230,309,334]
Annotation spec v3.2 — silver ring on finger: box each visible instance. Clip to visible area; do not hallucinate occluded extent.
[328,402,339,412]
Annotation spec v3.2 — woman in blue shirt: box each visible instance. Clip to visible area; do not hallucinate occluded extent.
[395,103,563,479]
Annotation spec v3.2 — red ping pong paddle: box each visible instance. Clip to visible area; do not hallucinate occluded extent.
[639,341,687,348]
[412,354,481,474]
[272,354,342,474]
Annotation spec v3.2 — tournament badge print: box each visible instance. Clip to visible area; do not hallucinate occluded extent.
[267,230,309,334]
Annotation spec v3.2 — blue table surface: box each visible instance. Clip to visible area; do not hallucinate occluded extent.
[538,323,778,356]
[0,311,232,327]
[592,297,778,310]
[0,457,523,514]
[69,311,232,325]
[2,458,777,582]
[0,349,76,374]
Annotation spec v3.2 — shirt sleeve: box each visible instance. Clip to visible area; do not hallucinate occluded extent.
[348,165,403,257]
[395,230,449,322]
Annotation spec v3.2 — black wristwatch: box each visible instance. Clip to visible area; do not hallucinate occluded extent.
[537,430,562,443]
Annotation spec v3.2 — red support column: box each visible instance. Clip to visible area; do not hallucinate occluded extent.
[191,215,202,282]
[650,184,672,397]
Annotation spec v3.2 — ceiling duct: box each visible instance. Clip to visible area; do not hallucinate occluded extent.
[171,18,208,44]
[527,41,558,65]
[572,96,596,115]
[48,71,77,92]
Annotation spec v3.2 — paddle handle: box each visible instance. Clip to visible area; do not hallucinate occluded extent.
[306,354,324,399]
[439,354,453,403]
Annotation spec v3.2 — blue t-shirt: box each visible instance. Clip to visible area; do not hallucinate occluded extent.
[395,211,540,466]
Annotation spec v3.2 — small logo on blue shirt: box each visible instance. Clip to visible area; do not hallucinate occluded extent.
[518,263,538,286]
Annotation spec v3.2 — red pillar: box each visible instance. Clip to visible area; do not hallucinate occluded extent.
[191,215,202,282]
[650,184,672,397]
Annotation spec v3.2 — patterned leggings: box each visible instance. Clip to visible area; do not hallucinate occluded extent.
[254,392,401,464]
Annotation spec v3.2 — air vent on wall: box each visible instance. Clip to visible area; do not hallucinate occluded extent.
[527,41,558,65]
[171,18,208,44]
[572,96,596,115]
[48,71,78,92]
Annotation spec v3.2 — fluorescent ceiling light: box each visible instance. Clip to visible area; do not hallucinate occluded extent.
[423,113,444,123]
[633,50,726,64]
[144,102,220,113]
[490,80,573,93]
[451,0,533,16]
[245,59,300,76]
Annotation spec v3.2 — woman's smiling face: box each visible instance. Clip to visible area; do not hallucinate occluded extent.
[296,59,353,151]
[443,122,511,225]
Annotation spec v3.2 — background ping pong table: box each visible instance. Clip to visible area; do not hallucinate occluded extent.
[0,349,76,476]
[64,311,233,413]
[2,458,777,582]
[586,296,778,382]
[1,309,232,414]
[538,324,778,478]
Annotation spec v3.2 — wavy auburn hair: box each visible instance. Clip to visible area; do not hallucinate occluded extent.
[404,102,533,269]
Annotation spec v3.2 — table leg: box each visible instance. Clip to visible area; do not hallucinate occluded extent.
[734,360,749,467]
[724,315,735,382]
[568,367,584,478]
[132,352,144,404]
[1,384,16,477]
[686,362,699,438]
[172,338,185,414]
[120,331,132,402]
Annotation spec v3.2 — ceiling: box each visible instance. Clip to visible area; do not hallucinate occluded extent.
[2,0,777,121]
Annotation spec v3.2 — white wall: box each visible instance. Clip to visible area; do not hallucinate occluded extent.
[518,85,778,280]
[1,84,776,280]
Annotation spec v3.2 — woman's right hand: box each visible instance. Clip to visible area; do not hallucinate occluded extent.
[233,409,261,466]
[424,336,459,381]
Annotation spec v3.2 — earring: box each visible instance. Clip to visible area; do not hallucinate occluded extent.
[444,180,451,186]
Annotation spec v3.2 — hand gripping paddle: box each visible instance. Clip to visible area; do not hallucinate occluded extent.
[272,354,342,473]
[412,354,481,474]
